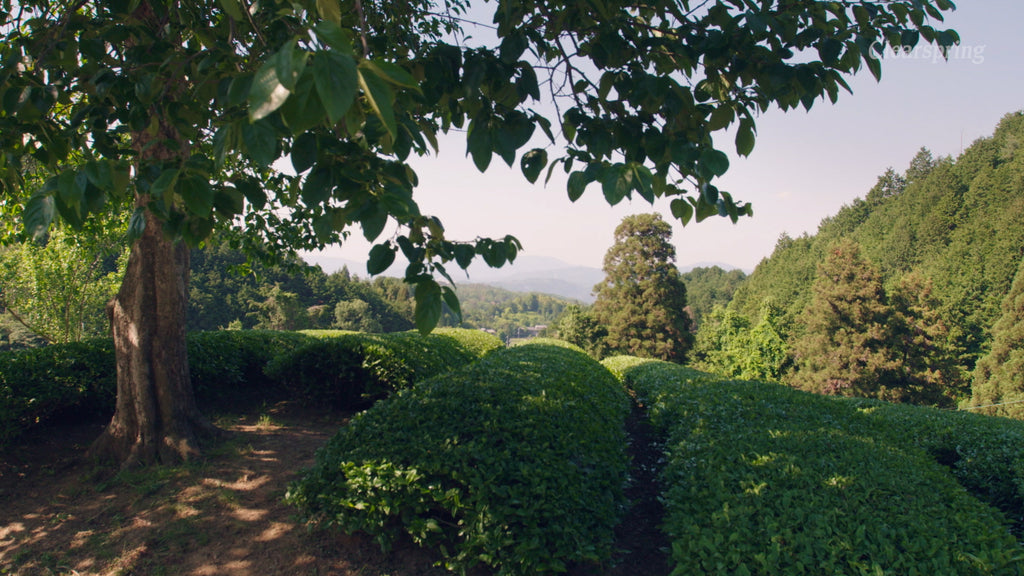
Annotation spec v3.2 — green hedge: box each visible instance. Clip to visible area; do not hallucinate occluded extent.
[287,342,631,574]
[0,330,317,448]
[606,357,1024,576]
[266,328,502,409]
[0,338,116,446]
[843,398,1024,528]
[187,330,316,409]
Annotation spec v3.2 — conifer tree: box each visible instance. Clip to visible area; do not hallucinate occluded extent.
[971,258,1024,417]
[592,214,693,363]
[788,240,896,397]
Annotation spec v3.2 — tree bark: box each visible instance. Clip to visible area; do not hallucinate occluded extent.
[89,207,217,467]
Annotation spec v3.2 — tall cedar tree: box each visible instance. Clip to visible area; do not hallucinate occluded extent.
[592,214,693,363]
[788,240,896,398]
[971,258,1024,417]
[0,1,958,465]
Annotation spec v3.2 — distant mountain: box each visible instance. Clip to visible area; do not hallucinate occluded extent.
[302,252,604,303]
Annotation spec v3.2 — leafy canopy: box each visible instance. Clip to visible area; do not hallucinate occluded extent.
[0,0,959,331]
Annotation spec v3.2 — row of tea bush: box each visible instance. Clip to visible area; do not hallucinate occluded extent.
[604,356,1024,576]
[287,340,631,574]
[0,328,499,448]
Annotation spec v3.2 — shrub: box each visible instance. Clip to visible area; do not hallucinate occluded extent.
[186,330,315,410]
[287,342,631,574]
[0,338,116,447]
[606,357,1024,575]
[0,330,318,446]
[267,328,502,409]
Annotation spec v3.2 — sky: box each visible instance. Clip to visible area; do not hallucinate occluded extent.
[311,1,1024,275]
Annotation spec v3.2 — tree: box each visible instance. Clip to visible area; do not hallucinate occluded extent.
[788,240,895,398]
[694,301,789,382]
[0,226,127,343]
[556,304,607,358]
[592,213,693,362]
[971,258,1024,417]
[0,2,958,465]
[333,299,384,332]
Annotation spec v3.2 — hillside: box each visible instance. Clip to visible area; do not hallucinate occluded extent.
[718,111,1024,402]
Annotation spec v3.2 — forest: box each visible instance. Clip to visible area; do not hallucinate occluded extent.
[685,111,1024,413]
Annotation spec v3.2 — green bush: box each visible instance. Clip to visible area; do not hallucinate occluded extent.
[0,338,116,447]
[288,342,631,575]
[267,328,502,409]
[0,330,318,447]
[187,329,315,409]
[844,398,1024,528]
[607,358,1024,575]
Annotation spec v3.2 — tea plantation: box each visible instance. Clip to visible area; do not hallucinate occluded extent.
[4,333,1024,575]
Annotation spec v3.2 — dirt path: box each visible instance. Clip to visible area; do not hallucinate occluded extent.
[1,403,670,576]
[0,404,450,576]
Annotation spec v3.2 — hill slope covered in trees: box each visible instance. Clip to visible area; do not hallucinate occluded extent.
[699,111,1024,407]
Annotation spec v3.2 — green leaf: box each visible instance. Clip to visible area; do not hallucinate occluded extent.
[520,148,547,184]
[368,243,396,275]
[126,207,146,243]
[23,194,55,240]
[314,50,358,125]
[361,208,387,242]
[312,20,353,55]
[602,164,631,206]
[248,57,290,122]
[291,132,318,174]
[274,38,307,91]
[695,197,719,222]
[234,178,266,210]
[736,119,756,157]
[670,198,693,225]
[414,278,443,334]
[567,171,589,202]
[242,119,278,167]
[361,60,420,91]
[631,163,654,203]
[466,115,493,172]
[302,166,333,206]
[441,284,461,317]
[180,174,214,218]
[707,105,734,131]
[698,148,730,178]
[280,71,327,134]
[316,0,342,25]
[219,0,244,20]
[150,168,179,199]
[57,169,86,208]
[453,244,475,269]
[358,67,397,138]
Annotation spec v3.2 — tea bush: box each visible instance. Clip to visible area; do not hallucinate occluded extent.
[187,330,315,409]
[0,338,116,446]
[845,398,1024,528]
[607,357,1024,575]
[287,342,631,575]
[267,328,502,409]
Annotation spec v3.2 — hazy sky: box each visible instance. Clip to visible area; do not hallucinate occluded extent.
[314,1,1024,274]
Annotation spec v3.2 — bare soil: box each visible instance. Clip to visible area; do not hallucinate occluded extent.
[0,402,670,576]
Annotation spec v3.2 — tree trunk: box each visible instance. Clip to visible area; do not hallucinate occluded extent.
[89,207,217,467]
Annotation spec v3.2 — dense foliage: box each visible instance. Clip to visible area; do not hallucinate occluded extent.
[0,330,314,447]
[680,265,748,328]
[607,357,1024,575]
[971,258,1024,417]
[264,327,501,409]
[593,213,693,362]
[713,112,1024,404]
[438,284,571,342]
[287,342,630,574]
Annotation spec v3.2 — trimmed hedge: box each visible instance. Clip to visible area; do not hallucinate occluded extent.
[0,338,116,446]
[266,328,502,409]
[287,342,631,575]
[0,330,317,448]
[606,357,1024,576]
[844,398,1024,528]
[187,330,316,409]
